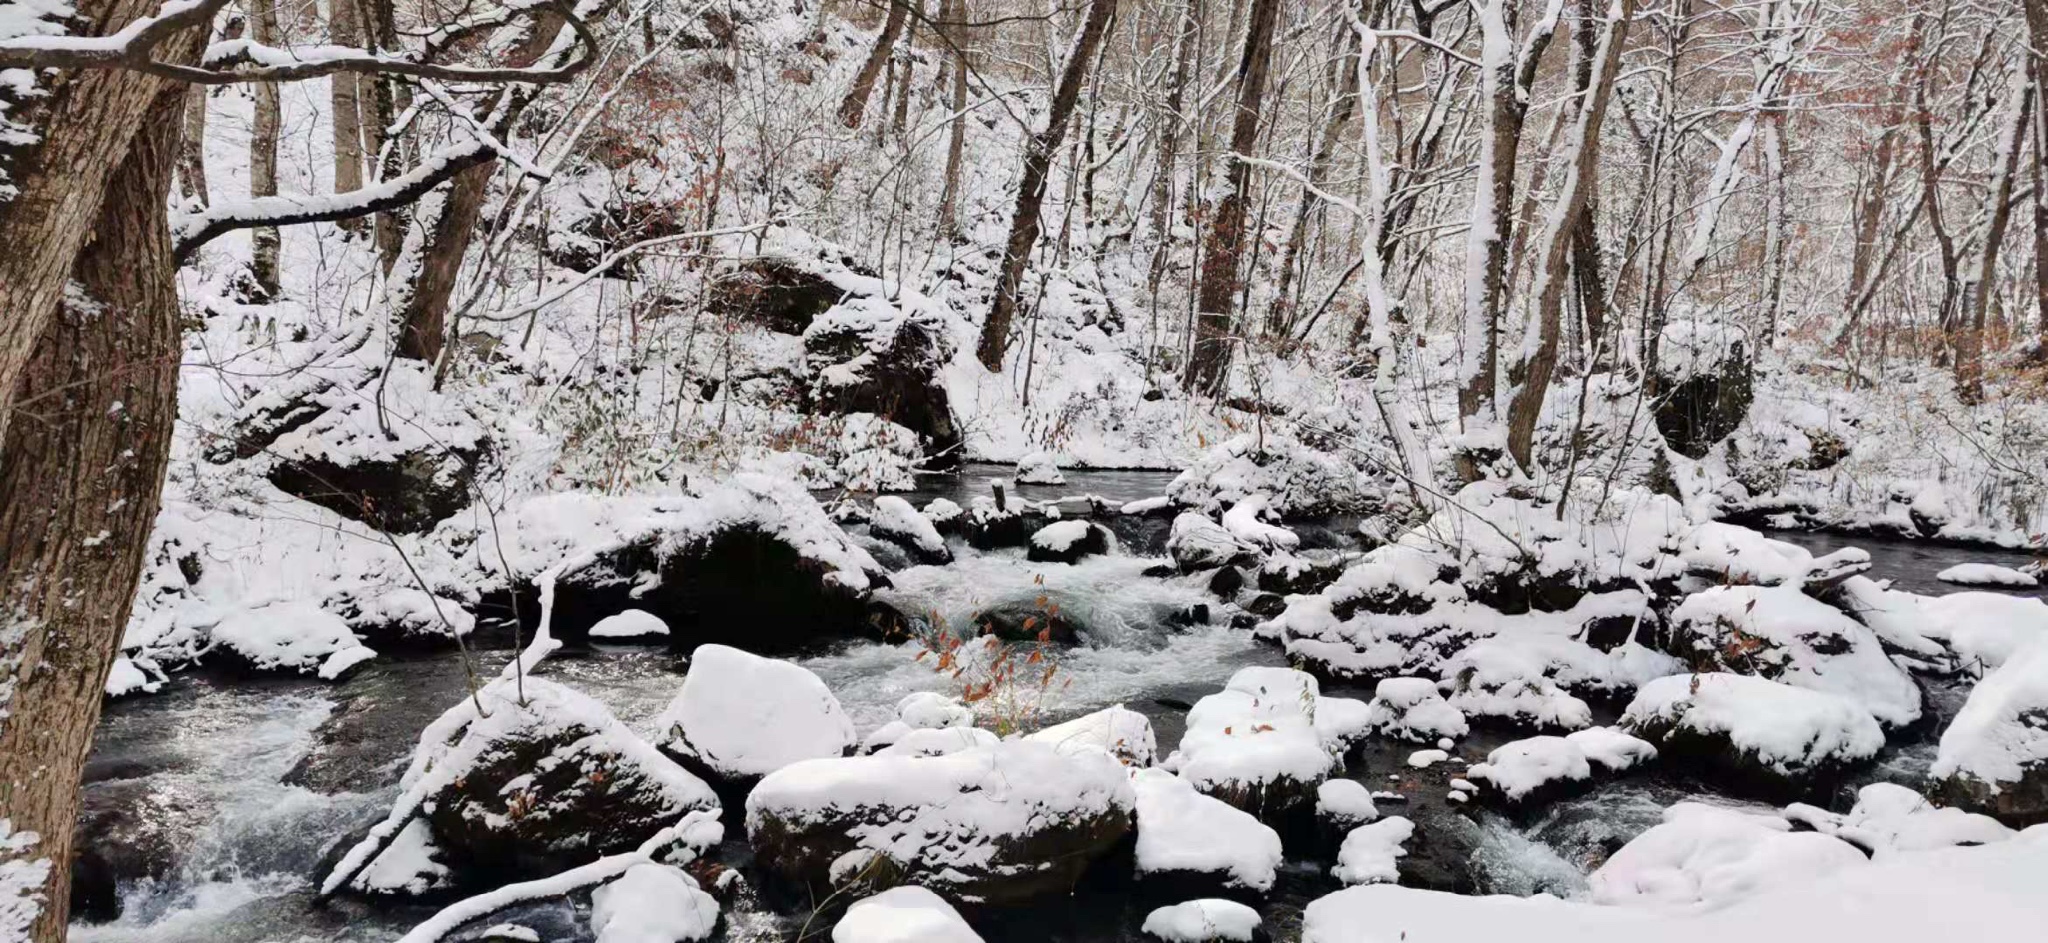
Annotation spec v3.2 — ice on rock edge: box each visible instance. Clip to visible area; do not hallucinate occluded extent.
[656,644,858,780]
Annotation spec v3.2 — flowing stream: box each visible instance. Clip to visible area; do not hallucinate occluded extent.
[70,469,2041,942]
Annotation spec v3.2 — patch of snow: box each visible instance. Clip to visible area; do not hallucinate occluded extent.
[1332,816,1414,885]
[1589,802,1867,910]
[589,863,719,942]
[1027,704,1157,767]
[656,644,857,779]
[590,609,672,639]
[1936,563,2039,587]
[1140,899,1263,943]
[832,886,983,943]
[1132,769,1283,892]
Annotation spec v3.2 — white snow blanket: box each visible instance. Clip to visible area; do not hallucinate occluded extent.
[1027,705,1157,767]
[870,495,950,561]
[1316,779,1380,829]
[590,863,720,943]
[590,609,671,640]
[832,886,984,943]
[1141,899,1263,942]
[1332,817,1414,886]
[1132,769,1283,893]
[209,600,376,678]
[1363,678,1468,742]
[1670,584,1921,727]
[1172,668,1344,802]
[1932,636,2048,794]
[1621,673,1884,777]
[656,644,857,779]
[1936,563,2039,587]
[1783,783,2012,857]
[1588,802,1867,910]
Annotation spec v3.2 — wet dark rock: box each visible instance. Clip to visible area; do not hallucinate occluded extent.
[268,443,482,535]
[70,781,208,923]
[1243,593,1288,619]
[1208,566,1245,599]
[708,257,850,334]
[804,300,961,468]
[1026,522,1112,564]
[1655,336,1754,459]
[974,601,1081,645]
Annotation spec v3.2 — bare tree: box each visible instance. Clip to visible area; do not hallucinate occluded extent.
[935,0,971,238]
[249,0,284,296]
[1185,0,1280,395]
[841,0,911,128]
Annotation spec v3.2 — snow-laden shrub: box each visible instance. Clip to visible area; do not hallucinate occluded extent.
[1168,434,1382,520]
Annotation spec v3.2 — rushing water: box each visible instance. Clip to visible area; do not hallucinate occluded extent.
[70,468,2041,942]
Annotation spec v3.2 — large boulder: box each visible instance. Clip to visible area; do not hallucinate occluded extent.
[1026,704,1157,767]
[332,676,723,895]
[804,294,961,466]
[655,645,857,787]
[1167,435,1381,520]
[589,863,721,943]
[1587,802,1864,909]
[868,495,951,564]
[1132,768,1284,896]
[745,741,1135,904]
[205,601,377,680]
[708,255,851,335]
[263,362,485,534]
[1026,520,1112,564]
[1653,319,1753,459]
[1930,638,2048,826]
[1169,668,1348,820]
[1168,513,1256,572]
[1466,728,1656,808]
[1664,585,1921,727]
[1620,673,1883,800]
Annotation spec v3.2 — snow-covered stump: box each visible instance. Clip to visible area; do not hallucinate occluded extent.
[1141,899,1268,943]
[527,476,894,651]
[327,677,724,897]
[744,741,1135,905]
[868,495,952,565]
[1664,585,1922,728]
[1465,728,1657,811]
[1620,673,1884,801]
[831,886,985,943]
[1130,769,1284,900]
[1930,638,2048,826]
[1026,520,1113,564]
[654,645,858,795]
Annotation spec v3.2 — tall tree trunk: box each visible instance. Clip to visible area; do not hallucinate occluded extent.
[1185,0,1280,395]
[935,0,971,238]
[1957,65,2033,402]
[0,0,196,448]
[177,84,211,206]
[249,0,285,297]
[1914,15,1962,362]
[1267,14,1362,337]
[974,0,1120,371]
[363,0,406,266]
[841,0,911,128]
[0,79,187,943]
[1503,0,1632,471]
[1147,0,1201,290]
[329,0,367,206]
[2027,0,2048,348]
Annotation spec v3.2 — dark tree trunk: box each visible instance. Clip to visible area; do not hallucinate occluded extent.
[935,0,970,238]
[973,0,1120,371]
[1185,0,1280,395]
[840,0,911,128]
[0,80,187,943]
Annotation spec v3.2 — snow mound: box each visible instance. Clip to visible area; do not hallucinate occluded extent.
[590,863,720,943]
[1667,584,1921,727]
[656,644,857,781]
[1678,522,1869,589]
[872,726,1000,758]
[1141,899,1263,943]
[590,609,671,640]
[1133,768,1284,893]
[1015,451,1066,485]
[1931,637,2048,823]
[1936,563,2039,587]
[1621,674,1883,791]
[1167,434,1380,520]
[1784,783,2013,856]
[832,886,984,943]
[208,601,376,678]
[1469,737,1591,802]
[1332,816,1414,886]
[1589,802,1867,910]
[1364,678,1468,742]
[1316,779,1380,830]
[1027,705,1157,767]
[870,495,951,563]
[1221,496,1300,551]
[1168,512,1252,571]
[1170,668,1343,814]
[1849,587,2048,674]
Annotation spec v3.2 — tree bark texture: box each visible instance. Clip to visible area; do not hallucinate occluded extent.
[1185,0,1280,395]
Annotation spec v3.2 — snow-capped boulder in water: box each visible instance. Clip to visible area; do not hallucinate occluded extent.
[590,863,720,943]
[832,886,984,943]
[1665,584,1921,727]
[1027,704,1157,767]
[1678,522,1871,592]
[861,691,975,753]
[1170,668,1347,819]
[331,676,722,896]
[1930,638,2048,826]
[206,601,377,680]
[1142,899,1267,943]
[1014,451,1066,485]
[1027,520,1111,564]
[1332,816,1413,886]
[745,740,1135,904]
[1132,769,1284,896]
[1168,512,1255,573]
[869,495,952,564]
[1936,563,2039,588]
[1221,496,1299,552]
[655,645,857,786]
[526,475,893,651]
[1784,783,2013,856]
[1315,780,1380,833]
[1167,434,1380,520]
[1621,673,1883,800]
[590,609,671,641]
[1588,802,1866,909]
[1363,678,1469,743]
[1467,729,1655,807]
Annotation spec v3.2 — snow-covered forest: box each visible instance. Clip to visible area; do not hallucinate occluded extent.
[3,0,2048,940]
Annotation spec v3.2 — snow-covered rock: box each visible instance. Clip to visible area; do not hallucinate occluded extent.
[1167,434,1380,520]
[872,726,1000,758]
[1843,583,2048,675]
[1936,563,2039,587]
[1141,899,1265,943]
[1467,729,1654,806]
[1362,678,1469,742]
[831,886,983,943]
[1665,585,1921,727]
[1931,638,2048,826]
[1678,522,1870,590]
[334,676,722,895]
[1027,705,1156,767]
[590,863,720,943]
[1026,520,1111,564]
[1315,779,1380,831]
[1332,816,1414,886]
[1621,673,1883,798]
[1168,512,1254,572]
[1589,802,1866,910]
[104,655,160,698]
[870,495,952,564]
[746,741,1135,904]
[589,609,671,640]
[1784,783,2013,856]
[1171,668,1344,816]
[1221,496,1300,552]
[1133,769,1283,894]
[207,601,377,679]
[1014,451,1066,485]
[861,692,975,753]
[656,645,857,784]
